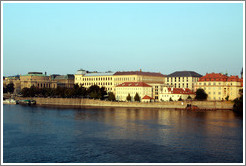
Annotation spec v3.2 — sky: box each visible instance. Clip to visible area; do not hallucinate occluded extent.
[2,2,244,77]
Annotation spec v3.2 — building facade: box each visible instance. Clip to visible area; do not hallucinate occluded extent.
[195,73,243,101]
[165,71,202,92]
[159,87,195,101]
[51,74,75,88]
[3,75,21,93]
[74,69,166,93]
[20,72,55,89]
[115,82,152,102]
[74,70,115,92]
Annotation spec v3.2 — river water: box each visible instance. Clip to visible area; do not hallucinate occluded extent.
[3,104,243,163]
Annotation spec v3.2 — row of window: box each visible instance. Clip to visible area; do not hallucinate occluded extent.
[198,82,237,86]
[167,83,189,88]
[114,77,137,81]
[166,77,190,82]
[77,77,113,81]
[83,82,113,86]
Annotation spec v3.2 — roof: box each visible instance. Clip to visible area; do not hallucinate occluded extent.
[142,95,153,99]
[116,82,152,87]
[199,73,242,82]
[114,71,165,77]
[167,71,202,77]
[167,88,195,94]
[84,72,115,77]
[54,75,74,80]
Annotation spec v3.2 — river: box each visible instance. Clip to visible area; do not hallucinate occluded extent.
[3,104,243,163]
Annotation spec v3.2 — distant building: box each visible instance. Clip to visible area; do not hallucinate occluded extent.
[3,75,21,93]
[159,87,195,101]
[165,71,202,92]
[74,69,115,92]
[20,72,74,89]
[74,69,166,93]
[115,82,152,102]
[20,72,55,89]
[51,74,75,88]
[195,73,243,101]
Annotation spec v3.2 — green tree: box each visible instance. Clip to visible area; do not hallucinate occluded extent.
[108,92,116,101]
[195,88,208,101]
[6,83,15,94]
[169,97,173,101]
[178,96,183,101]
[225,96,229,101]
[233,95,243,114]
[126,93,131,101]
[134,93,140,102]
[187,95,192,100]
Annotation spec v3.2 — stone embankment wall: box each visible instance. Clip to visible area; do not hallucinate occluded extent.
[15,97,234,110]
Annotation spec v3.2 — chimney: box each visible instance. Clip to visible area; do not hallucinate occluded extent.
[45,72,47,76]
[140,69,142,72]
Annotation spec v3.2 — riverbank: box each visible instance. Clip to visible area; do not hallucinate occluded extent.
[15,97,234,110]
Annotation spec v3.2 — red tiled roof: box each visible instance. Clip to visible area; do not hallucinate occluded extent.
[142,95,153,99]
[167,88,195,94]
[198,73,242,82]
[116,82,152,87]
[114,71,165,77]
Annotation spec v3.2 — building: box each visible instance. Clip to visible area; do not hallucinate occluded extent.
[20,72,55,89]
[3,75,21,93]
[74,69,115,92]
[50,74,75,88]
[195,73,243,101]
[74,69,166,93]
[159,87,195,101]
[113,70,165,87]
[20,72,74,90]
[115,82,152,102]
[165,71,202,92]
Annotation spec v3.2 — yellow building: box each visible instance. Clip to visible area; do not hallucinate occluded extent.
[159,87,195,101]
[20,72,55,89]
[115,82,153,102]
[74,70,114,92]
[74,69,166,93]
[165,71,202,92]
[20,72,74,89]
[3,76,21,93]
[195,73,243,101]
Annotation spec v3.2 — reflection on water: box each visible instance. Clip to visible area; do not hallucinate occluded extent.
[3,105,243,163]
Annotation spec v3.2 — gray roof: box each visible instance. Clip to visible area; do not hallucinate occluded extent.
[167,71,202,77]
[85,72,115,77]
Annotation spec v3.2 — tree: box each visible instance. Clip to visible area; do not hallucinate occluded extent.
[134,93,140,102]
[126,93,131,101]
[187,95,192,100]
[6,83,15,94]
[225,96,229,101]
[195,88,208,101]
[233,95,243,114]
[108,92,116,101]
[169,97,173,101]
[178,96,183,101]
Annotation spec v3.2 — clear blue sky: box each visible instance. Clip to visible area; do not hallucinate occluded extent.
[3,2,244,76]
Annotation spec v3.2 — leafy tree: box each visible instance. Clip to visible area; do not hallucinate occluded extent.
[134,93,140,102]
[169,97,173,101]
[195,88,208,101]
[233,95,243,114]
[6,83,15,94]
[108,92,116,101]
[187,95,192,100]
[225,96,229,101]
[178,96,183,101]
[126,93,131,101]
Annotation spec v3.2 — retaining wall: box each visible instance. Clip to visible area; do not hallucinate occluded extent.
[15,97,234,110]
